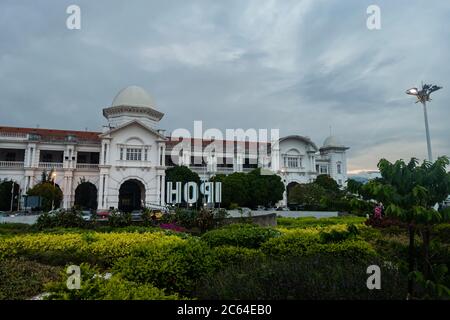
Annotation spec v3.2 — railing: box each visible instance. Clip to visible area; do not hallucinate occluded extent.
[216,167,235,173]
[38,162,63,169]
[0,132,27,138]
[0,161,24,168]
[76,163,99,170]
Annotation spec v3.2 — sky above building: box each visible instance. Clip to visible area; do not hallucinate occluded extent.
[1,0,449,171]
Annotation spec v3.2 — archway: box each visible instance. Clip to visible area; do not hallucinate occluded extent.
[118,179,145,212]
[286,182,300,206]
[74,182,98,210]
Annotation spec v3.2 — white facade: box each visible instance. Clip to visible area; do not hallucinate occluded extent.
[0,86,349,210]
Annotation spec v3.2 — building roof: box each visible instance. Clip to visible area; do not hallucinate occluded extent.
[321,135,349,150]
[0,126,271,151]
[111,85,155,109]
[103,86,164,122]
[279,135,318,151]
[0,126,101,143]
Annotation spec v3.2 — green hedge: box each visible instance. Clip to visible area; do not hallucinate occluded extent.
[201,223,281,249]
[45,264,180,300]
[195,254,407,300]
[113,238,217,296]
[261,231,376,261]
[277,216,366,229]
[211,245,265,268]
[0,258,62,300]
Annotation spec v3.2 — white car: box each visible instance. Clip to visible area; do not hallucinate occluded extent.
[81,210,92,221]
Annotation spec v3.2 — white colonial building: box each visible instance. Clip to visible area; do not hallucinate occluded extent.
[0,86,349,210]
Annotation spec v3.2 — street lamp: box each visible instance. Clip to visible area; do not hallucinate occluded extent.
[406,82,442,162]
[10,180,15,212]
[51,171,57,210]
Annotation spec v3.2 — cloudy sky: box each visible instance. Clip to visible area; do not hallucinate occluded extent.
[1,0,449,172]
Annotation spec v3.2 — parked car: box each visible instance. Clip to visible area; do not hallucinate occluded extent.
[131,210,143,222]
[81,210,92,221]
[96,211,111,221]
[48,208,65,215]
[276,206,290,211]
[256,206,266,211]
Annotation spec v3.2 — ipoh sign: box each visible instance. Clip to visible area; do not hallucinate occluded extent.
[166,181,222,204]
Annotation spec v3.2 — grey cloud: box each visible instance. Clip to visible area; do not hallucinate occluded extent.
[0,0,449,171]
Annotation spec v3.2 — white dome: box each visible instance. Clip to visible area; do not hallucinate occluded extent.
[111,86,155,108]
[323,135,343,148]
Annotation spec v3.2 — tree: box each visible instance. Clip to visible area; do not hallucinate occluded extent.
[27,182,63,212]
[216,172,250,208]
[288,183,327,210]
[0,180,20,211]
[247,168,284,207]
[315,174,340,193]
[360,157,450,298]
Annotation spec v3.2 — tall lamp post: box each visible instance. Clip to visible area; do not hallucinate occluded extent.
[51,171,57,210]
[406,83,442,162]
[10,180,15,212]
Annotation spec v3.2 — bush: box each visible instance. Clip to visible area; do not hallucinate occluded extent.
[45,264,180,300]
[0,223,33,236]
[0,231,186,266]
[211,245,265,268]
[195,254,407,300]
[108,211,132,228]
[113,239,217,296]
[319,224,359,243]
[35,209,86,230]
[201,223,281,249]
[277,216,366,229]
[261,229,376,261]
[365,216,408,229]
[0,258,62,300]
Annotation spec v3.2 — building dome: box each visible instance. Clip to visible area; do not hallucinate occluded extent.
[322,135,344,148]
[103,86,164,128]
[111,85,155,108]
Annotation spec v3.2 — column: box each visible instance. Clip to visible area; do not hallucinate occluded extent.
[103,175,109,209]
[161,175,165,206]
[98,174,104,209]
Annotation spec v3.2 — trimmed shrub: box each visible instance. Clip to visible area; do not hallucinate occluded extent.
[195,254,407,300]
[45,264,180,300]
[319,224,359,243]
[0,223,33,236]
[201,223,281,249]
[277,216,366,229]
[112,238,216,296]
[261,230,376,261]
[0,258,62,300]
[0,231,186,266]
[211,245,265,268]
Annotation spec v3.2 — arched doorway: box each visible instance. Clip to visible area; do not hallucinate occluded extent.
[74,182,98,210]
[118,179,145,212]
[286,182,299,206]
